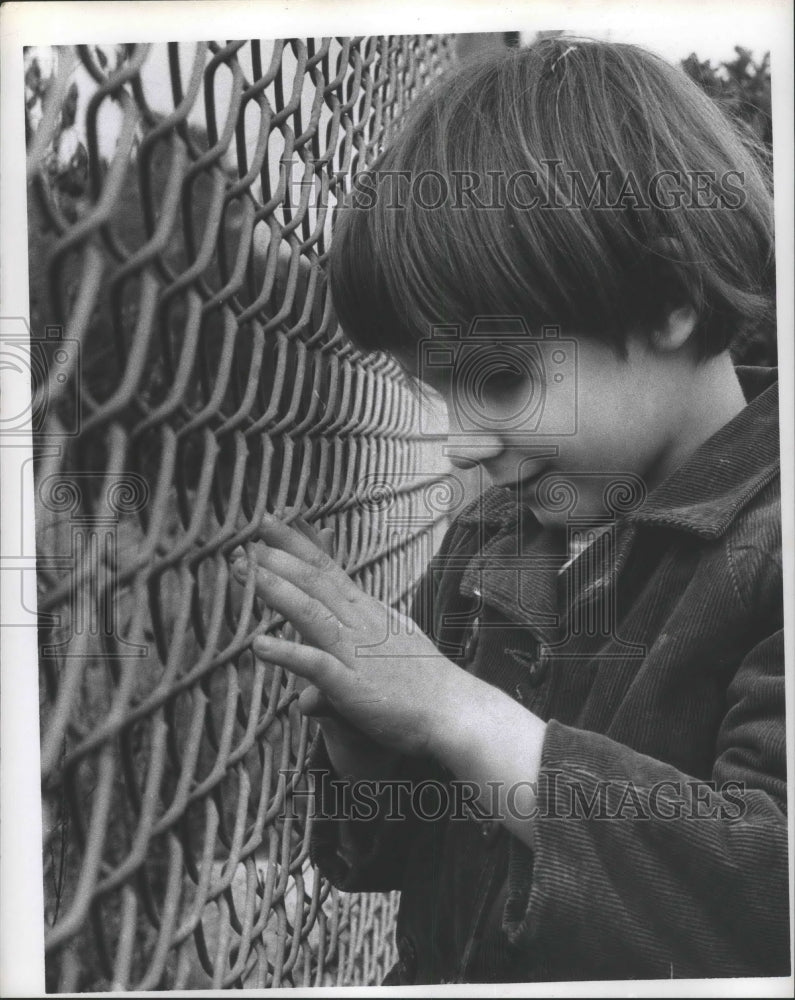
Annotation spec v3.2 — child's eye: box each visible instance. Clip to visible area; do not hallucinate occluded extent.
[475,358,531,397]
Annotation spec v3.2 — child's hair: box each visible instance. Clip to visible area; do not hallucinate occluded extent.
[329,36,775,364]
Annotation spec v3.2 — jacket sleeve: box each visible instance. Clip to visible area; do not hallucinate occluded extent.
[503,627,790,979]
[306,730,446,892]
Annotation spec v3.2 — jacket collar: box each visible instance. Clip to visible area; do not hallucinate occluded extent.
[456,366,779,632]
[626,366,778,538]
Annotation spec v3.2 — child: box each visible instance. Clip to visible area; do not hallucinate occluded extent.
[230,37,788,983]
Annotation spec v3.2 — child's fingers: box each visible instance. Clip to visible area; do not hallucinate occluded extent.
[253,633,340,686]
[255,513,359,599]
[236,562,347,652]
[256,512,329,563]
[289,512,335,556]
[248,545,359,623]
[297,683,335,717]
[317,526,335,557]
[280,509,327,547]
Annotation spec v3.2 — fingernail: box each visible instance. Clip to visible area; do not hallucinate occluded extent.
[230,545,245,562]
[231,558,248,579]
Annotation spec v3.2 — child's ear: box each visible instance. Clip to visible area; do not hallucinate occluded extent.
[652,303,698,353]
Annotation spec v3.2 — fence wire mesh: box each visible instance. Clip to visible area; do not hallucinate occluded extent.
[24,35,457,991]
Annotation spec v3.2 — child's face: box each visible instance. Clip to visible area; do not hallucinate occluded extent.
[419,331,706,528]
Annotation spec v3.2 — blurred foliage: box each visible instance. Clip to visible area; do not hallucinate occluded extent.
[681,47,775,366]
[681,47,772,151]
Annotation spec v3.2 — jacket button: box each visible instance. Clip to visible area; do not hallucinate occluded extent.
[480,819,500,847]
[396,935,417,984]
[527,646,549,686]
[463,616,481,662]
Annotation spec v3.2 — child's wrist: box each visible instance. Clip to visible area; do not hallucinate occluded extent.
[426,665,496,769]
[426,666,548,825]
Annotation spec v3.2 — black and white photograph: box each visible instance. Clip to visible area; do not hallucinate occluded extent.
[1,0,793,994]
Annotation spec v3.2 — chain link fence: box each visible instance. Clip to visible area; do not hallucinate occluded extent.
[24,36,458,991]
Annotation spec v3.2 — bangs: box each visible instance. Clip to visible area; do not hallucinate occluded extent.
[328,37,775,363]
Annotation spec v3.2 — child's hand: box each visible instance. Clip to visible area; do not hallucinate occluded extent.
[231,512,462,760]
[273,513,402,779]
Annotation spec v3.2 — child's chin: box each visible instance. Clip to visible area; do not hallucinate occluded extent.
[527,505,569,530]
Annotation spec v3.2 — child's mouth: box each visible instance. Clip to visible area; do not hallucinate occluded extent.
[495,468,552,493]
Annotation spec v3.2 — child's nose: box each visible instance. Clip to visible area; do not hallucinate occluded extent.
[444,441,504,469]
[443,431,505,468]
[442,398,505,467]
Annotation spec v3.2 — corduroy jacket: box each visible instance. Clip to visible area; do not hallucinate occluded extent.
[308,366,789,984]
